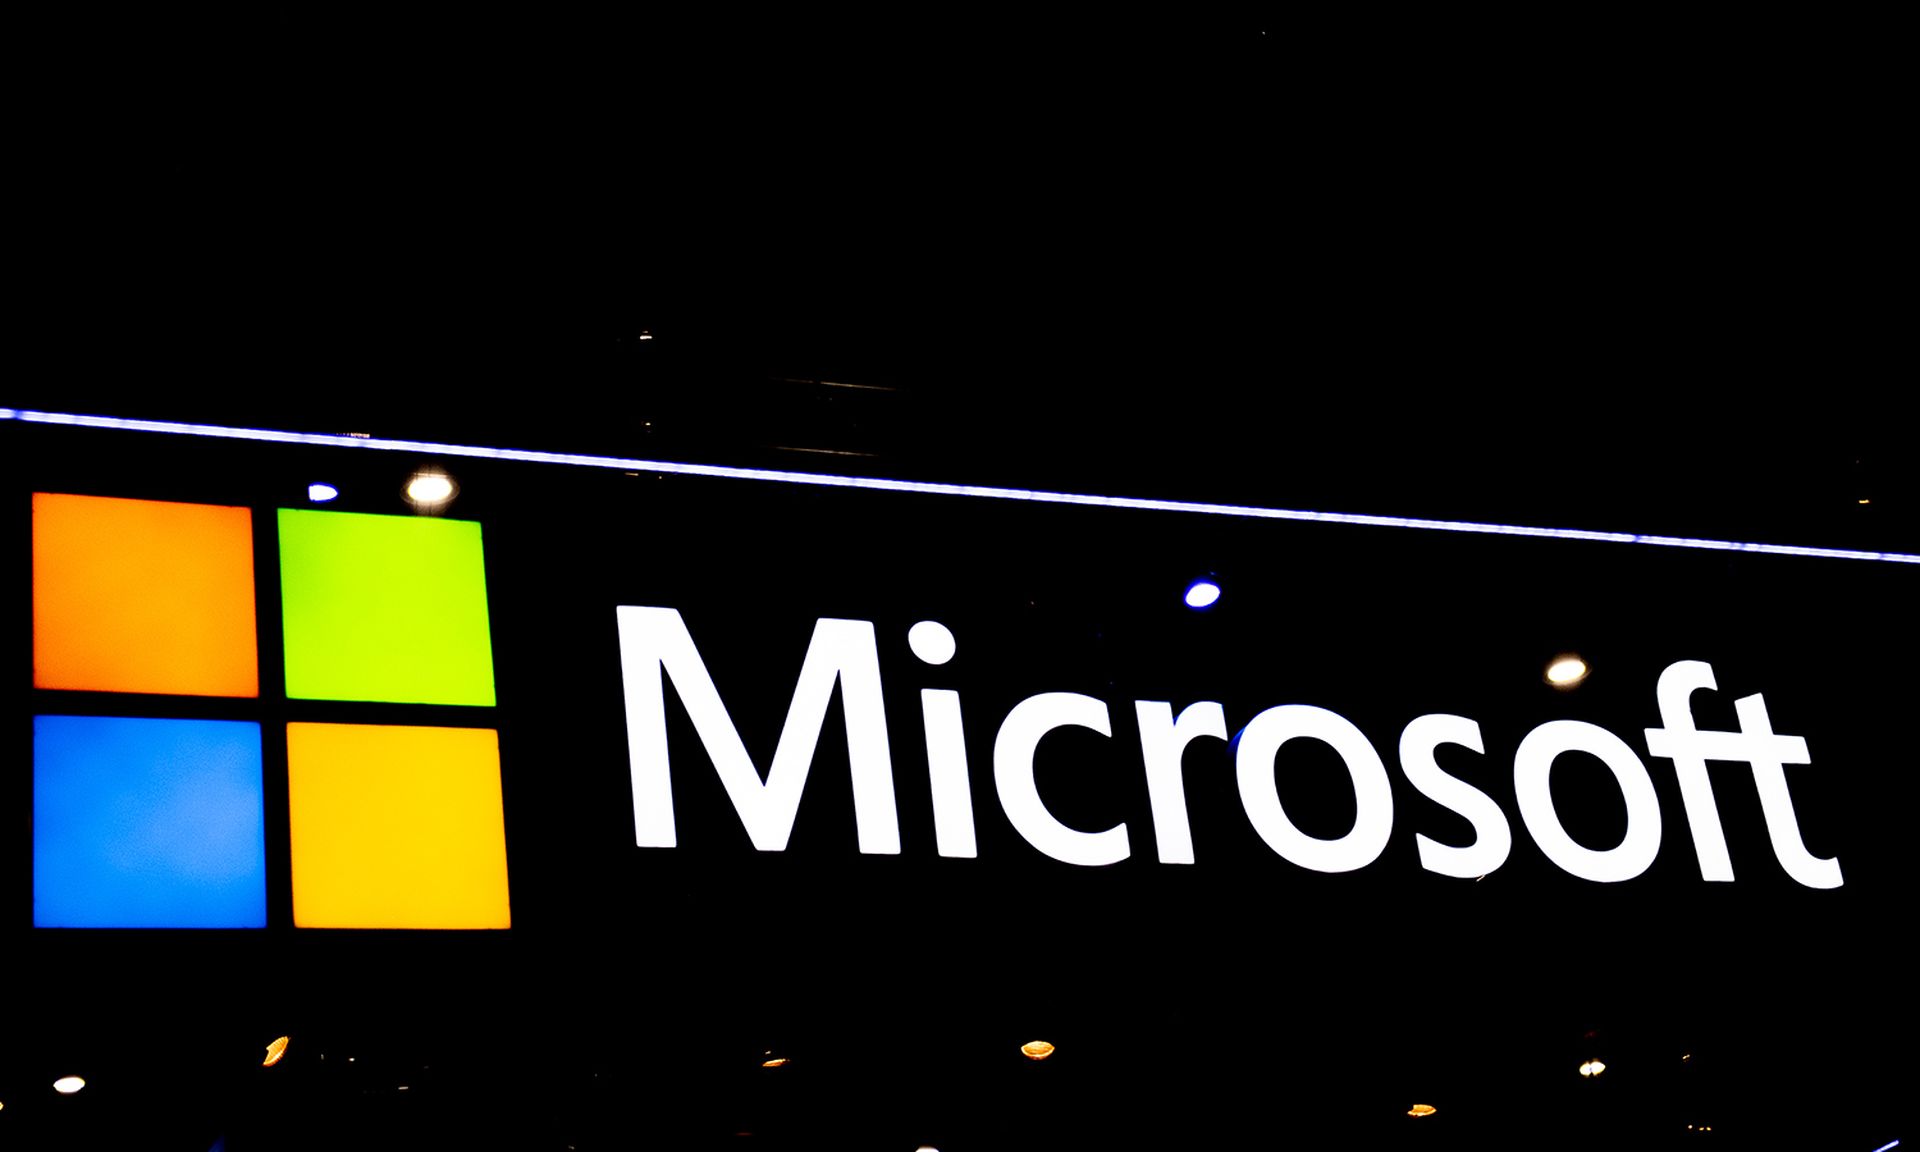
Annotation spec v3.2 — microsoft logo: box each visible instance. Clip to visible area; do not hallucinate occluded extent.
[31,493,511,929]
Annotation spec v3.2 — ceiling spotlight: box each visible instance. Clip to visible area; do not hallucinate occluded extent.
[307,483,339,503]
[53,1076,86,1094]
[1546,655,1589,688]
[405,470,456,507]
[1578,1059,1607,1077]
[1020,1040,1055,1061]
[1184,578,1221,609]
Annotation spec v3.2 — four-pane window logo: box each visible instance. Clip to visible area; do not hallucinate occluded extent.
[31,493,511,929]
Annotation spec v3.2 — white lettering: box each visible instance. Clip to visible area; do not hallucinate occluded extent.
[1134,700,1228,865]
[1643,659,1840,889]
[1514,721,1660,882]
[922,688,977,858]
[616,607,900,853]
[1235,705,1394,873]
[615,611,1837,888]
[1398,713,1511,879]
[993,692,1128,866]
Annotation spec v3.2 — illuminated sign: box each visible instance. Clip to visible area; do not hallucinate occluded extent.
[616,608,1842,886]
[4,411,1905,1145]
[23,488,1855,936]
[30,493,509,929]
[9,412,1897,949]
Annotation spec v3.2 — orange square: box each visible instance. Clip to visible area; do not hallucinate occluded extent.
[33,493,259,697]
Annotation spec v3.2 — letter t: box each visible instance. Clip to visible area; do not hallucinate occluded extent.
[1644,660,1842,889]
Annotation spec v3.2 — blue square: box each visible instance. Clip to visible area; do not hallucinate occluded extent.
[34,716,267,928]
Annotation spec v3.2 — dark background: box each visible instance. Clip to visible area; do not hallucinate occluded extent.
[10,14,1914,554]
[5,14,1913,1150]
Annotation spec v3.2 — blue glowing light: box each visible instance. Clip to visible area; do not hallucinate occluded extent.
[307,482,339,502]
[4,409,1915,565]
[34,715,268,928]
[1184,579,1222,609]
[1870,1141,1900,1152]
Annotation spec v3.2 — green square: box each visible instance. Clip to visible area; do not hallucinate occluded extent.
[278,510,497,706]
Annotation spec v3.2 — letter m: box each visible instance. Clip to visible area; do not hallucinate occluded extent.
[617,607,900,853]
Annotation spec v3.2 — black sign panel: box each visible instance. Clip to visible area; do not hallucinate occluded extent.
[3,414,1910,1148]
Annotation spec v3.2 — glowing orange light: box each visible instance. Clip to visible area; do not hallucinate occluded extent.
[264,1036,290,1067]
[761,1057,789,1068]
[1407,1103,1437,1117]
[1020,1040,1055,1061]
[33,493,259,697]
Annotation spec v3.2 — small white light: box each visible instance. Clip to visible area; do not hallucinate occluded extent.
[53,1075,86,1094]
[1578,1059,1606,1078]
[405,471,456,506]
[1546,655,1589,687]
[1184,579,1221,609]
[307,483,339,502]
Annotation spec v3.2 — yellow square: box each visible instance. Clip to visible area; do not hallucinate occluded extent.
[287,723,510,929]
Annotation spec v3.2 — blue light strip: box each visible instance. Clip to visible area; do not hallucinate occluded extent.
[1870,1141,1900,1152]
[5,408,1916,565]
